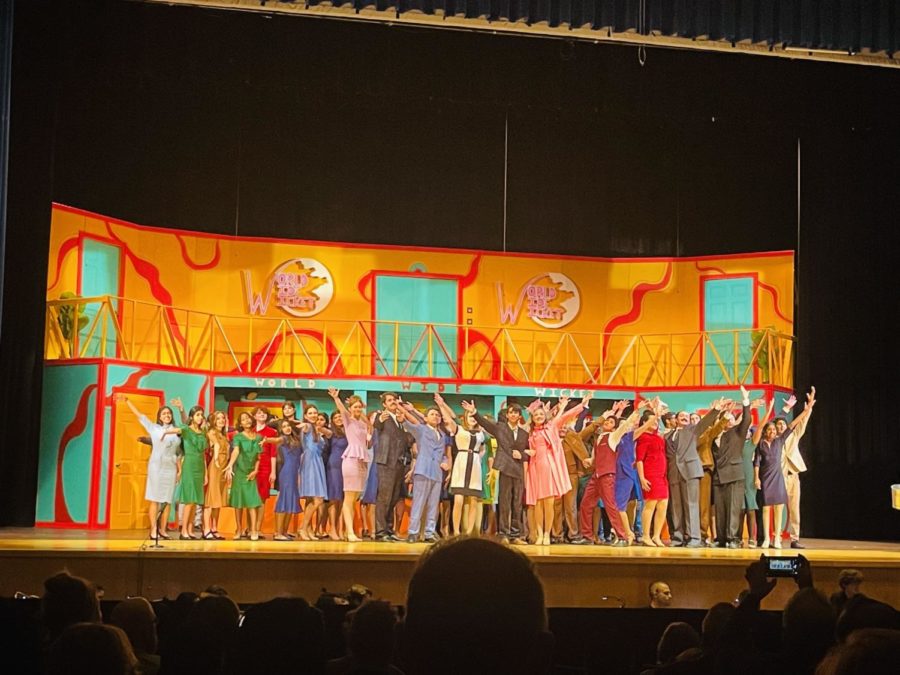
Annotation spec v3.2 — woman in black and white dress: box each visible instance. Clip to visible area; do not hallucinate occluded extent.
[434,393,485,536]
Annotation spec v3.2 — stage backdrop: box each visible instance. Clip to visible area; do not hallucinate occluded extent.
[46,204,794,389]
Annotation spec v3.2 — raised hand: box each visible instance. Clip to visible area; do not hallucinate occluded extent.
[784,394,797,410]
[557,395,570,409]
[460,400,476,414]
[433,392,445,405]
[744,555,777,600]
[327,387,340,400]
[580,391,594,406]
[740,384,749,401]
[170,397,184,409]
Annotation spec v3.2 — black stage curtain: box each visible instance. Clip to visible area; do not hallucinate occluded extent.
[318,0,900,55]
[1,0,899,539]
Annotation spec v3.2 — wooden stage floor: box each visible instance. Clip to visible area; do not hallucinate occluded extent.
[3,528,899,609]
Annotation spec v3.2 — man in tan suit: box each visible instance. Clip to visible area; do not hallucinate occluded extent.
[552,414,592,544]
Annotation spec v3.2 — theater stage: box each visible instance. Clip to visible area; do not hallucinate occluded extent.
[2,528,898,609]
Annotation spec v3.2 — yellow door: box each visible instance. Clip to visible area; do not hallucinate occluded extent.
[110,393,160,530]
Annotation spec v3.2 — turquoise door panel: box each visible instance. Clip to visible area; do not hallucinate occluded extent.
[80,239,121,358]
[703,277,754,385]
[374,276,458,378]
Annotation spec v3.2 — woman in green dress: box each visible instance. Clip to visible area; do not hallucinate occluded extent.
[225,412,264,540]
[162,405,209,540]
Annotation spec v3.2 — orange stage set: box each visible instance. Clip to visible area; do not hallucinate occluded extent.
[10,203,893,607]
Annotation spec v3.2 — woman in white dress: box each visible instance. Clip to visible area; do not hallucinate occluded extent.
[434,393,485,536]
[117,394,181,539]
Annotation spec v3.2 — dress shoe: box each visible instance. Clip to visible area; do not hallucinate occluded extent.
[790,541,806,549]
[374,534,391,542]
[726,541,741,549]
[387,533,404,542]
[568,537,592,545]
[423,535,439,543]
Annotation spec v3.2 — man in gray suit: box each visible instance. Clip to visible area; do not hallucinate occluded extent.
[665,400,724,547]
[712,386,759,548]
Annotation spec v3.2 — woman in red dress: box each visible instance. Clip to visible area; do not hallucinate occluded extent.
[252,406,278,538]
[635,408,668,547]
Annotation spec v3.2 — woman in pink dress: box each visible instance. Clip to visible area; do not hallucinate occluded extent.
[527,392,593,546]
[328,387,370,542]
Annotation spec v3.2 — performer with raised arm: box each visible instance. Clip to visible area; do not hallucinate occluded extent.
[327,388,370,543]
[462,399,530,544]
[400,401,452,543]
[635,400,668,546]
[372,392,412,542]
[434,393,486,536]
[664,400,725,547]
[777,387,815,548]
[552,412,592,544]
[158,404,208,540]
[116,394,180,540]
[578,399,644,545]
[526,392,592,546]
[696,405,730,546]
[753,388,816,549]
[224,412,264,540]
[711,386,758,548]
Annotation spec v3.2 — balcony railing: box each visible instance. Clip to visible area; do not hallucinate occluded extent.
[45,295,794,388]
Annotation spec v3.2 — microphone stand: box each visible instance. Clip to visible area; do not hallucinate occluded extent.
[147,502,168,549]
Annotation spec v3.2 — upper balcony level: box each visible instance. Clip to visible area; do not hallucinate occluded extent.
[46,295,794,390]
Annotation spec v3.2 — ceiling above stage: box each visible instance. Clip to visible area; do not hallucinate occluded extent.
[142,0,899,69]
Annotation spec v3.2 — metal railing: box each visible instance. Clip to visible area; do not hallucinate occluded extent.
[45,295,794,387]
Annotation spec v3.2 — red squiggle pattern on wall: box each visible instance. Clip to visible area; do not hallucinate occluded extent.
[757,280,793,324]
[231,329,346,376]
[357,270,375,302]
[175,234,220,270]
[122,367,152,390]
[48,236,80,292]
[601,262,674,361]
[54,384,98,524]
[104,221,185,345]
[694,262,727,275]
[459,255,481,288]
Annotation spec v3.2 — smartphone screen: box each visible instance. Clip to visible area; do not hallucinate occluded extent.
[765,556,799,577]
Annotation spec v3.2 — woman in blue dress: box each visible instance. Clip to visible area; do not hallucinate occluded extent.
[274,420,302,541]
[325,410,347,540]
[360,422,379,539]
[299,421,328,540]
[753,392,816,549]
[117,394,180,540]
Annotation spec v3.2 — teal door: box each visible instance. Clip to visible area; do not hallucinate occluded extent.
[374,275,458,378]
[80,238,121,358]
[703,277,754,385]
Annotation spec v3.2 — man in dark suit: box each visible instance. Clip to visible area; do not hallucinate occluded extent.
[462,400,529,544]
[665,400,723,547]
[712,386,757,548]
[373,392,411,541]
